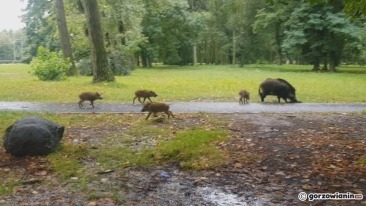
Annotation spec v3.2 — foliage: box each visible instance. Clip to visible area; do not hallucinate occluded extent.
[75,57,92,76]
[30,46,71,81]
[22,0,58,63]
[103,0,146,53]
[107,49,132,76]
[19,0,366,69]
[0,30,26,63]
[282,2,364,70]
[343,0,366,18]
[76,48,135,76]
[140,0,196,66]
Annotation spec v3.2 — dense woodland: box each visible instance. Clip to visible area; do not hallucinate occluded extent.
[1,0,366,77]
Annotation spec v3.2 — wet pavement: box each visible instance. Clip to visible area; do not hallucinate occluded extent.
[0,101,365,113]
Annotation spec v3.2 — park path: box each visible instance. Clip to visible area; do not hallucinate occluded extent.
[0,101,365,113]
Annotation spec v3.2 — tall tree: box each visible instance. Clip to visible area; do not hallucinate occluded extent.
[82,0,115,82]
[282,2,363,71]
[55,0,77,76]
[22,0,57,63]
[140,0,196,66]
[254,0,298,64]
[234,0,266,65]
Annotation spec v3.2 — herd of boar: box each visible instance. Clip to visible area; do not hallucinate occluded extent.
[78,78,299,120]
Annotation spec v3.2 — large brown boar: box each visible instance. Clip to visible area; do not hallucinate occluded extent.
[133,90,158,104]
[78,92,103,108]
[239,90,250,104]
[141,102,174,120]
[258,78,298,103]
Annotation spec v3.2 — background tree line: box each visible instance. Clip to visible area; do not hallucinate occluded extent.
[2,0,365,76]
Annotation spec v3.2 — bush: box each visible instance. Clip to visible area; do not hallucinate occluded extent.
[108,50,133,76]
[76,57,92,76]
[30,46,70,81]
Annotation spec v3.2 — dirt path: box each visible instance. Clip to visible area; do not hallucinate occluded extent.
[1,112,365,205]
[0,101,365,113]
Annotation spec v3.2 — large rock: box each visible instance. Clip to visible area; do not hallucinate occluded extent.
[3,117,64,156]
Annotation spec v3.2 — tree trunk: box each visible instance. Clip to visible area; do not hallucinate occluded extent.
[55,0,77,76]
[275,23,283,65]
[192,44,197,65]
[312,61,320,71]
[204,40,209,64]
[322,56,328,71]
[83,0,115,83]
[329,51,337,72]
[232,30,236,65]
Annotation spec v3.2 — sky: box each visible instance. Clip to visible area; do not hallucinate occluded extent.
[0,0,27,31]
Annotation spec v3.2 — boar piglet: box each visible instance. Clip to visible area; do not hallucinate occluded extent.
[239,90,250,104]
[133,90,158,104]
[78,92,103,108]
[141,102,174,120]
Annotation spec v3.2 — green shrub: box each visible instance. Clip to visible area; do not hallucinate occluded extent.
[30,46,71,81]
[108,49,133,76]
[76,57,92,76]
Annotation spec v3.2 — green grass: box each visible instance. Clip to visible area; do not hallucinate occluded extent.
[47,143,89,179]
[150,129,229,170]
[0,111,118,136]
[358,156,366,165]
[1,64,365,103]
[96,128,229,170]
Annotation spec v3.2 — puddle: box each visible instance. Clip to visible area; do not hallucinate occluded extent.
[197,186,249,205]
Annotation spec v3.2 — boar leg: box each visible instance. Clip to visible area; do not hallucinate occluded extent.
[146,112,152,120]
[133,96,137,104]
[260,94,265,102]
[138,97,143,103]
[90,100,95,108]
[165,111,174,119]
[147,97,153,103]
[78,100,85,108]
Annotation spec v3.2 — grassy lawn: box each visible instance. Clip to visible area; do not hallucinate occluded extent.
[0,64,365,103]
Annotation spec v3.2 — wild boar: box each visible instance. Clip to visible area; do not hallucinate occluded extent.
[239,90,250,104]
[259,78,298,103]
[133,90,158,104]
[78,92,103,108]
[141,102,174,120]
